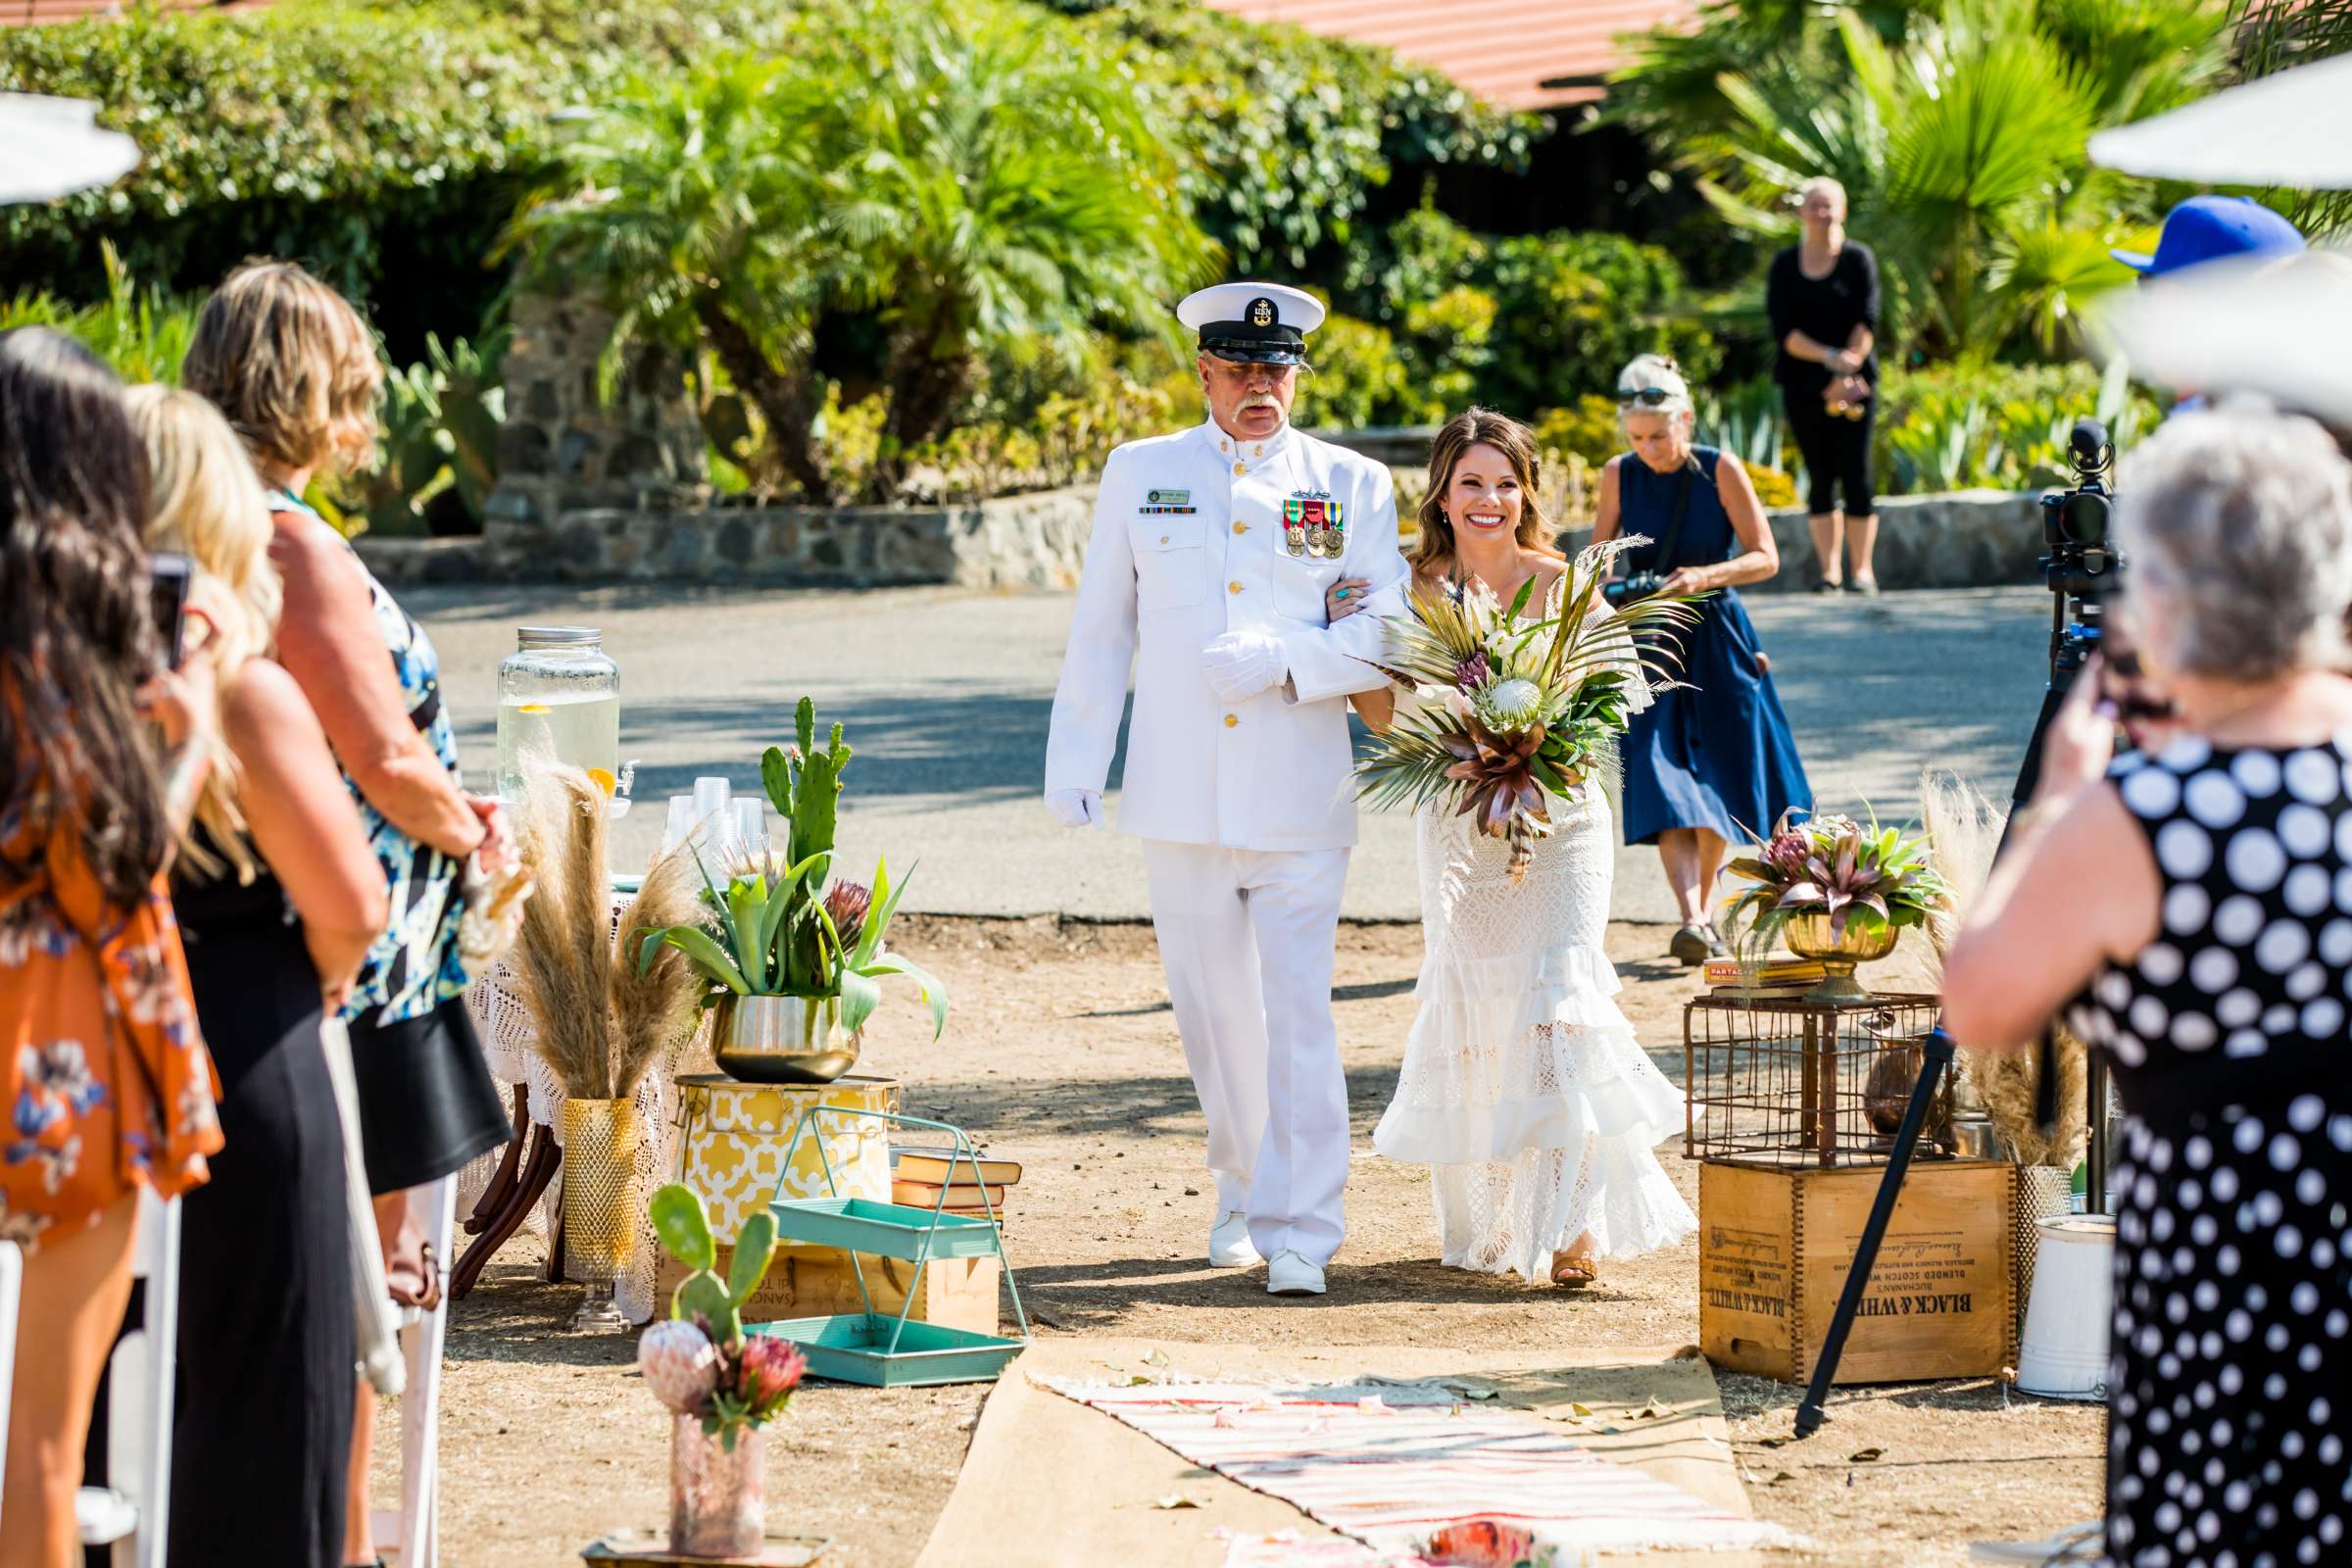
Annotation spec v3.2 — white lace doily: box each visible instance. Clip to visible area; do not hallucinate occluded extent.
[460,890,711,1326]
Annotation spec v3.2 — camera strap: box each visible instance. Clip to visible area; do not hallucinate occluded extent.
[1651,455,1699,571]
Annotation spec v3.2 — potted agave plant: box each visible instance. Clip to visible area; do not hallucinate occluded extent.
[1719,810,1952,1004]
[638,1184,807,1557]
[637,699,948,1084]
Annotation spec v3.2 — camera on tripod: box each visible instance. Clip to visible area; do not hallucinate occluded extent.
[2040,418,2120,680]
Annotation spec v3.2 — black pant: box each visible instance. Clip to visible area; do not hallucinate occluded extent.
[1784,385,1876,516]
[169,1018,356,1567]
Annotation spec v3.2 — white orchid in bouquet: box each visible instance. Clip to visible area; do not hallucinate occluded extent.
[1355,537,1700,880]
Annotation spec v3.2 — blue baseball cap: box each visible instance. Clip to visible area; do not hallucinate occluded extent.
[2112,196,2305,278]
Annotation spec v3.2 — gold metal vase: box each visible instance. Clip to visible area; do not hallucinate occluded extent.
[1781,911,1900,1004]
[561,1096,640,1333]
[712,993,858,1085]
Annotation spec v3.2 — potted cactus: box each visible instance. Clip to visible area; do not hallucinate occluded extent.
[638,698,949,1084]
[638,1184,808,1557]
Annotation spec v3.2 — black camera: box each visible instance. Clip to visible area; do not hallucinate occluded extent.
[1602,570,1665,608]
[2040,417,2119,610]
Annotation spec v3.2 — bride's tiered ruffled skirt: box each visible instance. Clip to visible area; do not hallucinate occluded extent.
[1374,789,1695,1282]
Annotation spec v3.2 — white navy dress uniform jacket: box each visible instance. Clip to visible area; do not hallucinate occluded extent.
[1045,418,1408,850]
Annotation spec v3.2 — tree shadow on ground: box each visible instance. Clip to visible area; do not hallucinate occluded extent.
[1079,975,1417,1020]
[905,1068,1428,1147]
[445,1261,643,1368]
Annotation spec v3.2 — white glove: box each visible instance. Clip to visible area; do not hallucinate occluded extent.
[1202,630,1289,703]
[1045,788,1102,829]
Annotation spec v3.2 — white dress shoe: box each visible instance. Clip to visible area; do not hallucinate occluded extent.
[1265,1250,1326,1297]
[1208,1210,1261,1268]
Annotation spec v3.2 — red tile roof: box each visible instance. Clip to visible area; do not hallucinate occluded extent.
[1201,0,1693,109]
[1,0,249,24]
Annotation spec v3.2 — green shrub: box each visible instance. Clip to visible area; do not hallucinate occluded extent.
[1872,359,2159,495]
[1299,314,1410,430]
[1069,1,1535,276]
[1482,229,1721,412]
[0,241,198,385]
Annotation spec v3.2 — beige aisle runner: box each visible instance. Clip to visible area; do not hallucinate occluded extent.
[914,1339,1797,1568]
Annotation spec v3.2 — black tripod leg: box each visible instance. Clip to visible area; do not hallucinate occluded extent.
[1792,1029,1956,1439]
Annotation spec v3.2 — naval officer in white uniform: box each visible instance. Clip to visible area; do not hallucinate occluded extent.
[1044,282,1409,1297]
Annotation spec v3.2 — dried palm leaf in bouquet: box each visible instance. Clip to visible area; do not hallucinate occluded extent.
[1918,770,2087,1167]
[512,760,710,1101]
[1354,536,1700,881]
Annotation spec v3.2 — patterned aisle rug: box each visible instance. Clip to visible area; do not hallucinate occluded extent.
[1039,1375,1796,1567]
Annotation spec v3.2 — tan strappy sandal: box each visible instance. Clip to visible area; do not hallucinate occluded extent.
[1549,1250,1598,1289]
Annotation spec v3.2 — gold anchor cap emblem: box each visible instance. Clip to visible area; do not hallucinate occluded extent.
[1250,298,1275,327]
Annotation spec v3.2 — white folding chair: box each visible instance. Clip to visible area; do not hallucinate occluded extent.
[75,1185,179,1568]
[0,1237,21,1541]
[370,1175,457,1568]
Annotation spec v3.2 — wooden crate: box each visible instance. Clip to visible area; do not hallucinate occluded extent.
[1698,1157,2017,1385]
[656,1244,1001,1338]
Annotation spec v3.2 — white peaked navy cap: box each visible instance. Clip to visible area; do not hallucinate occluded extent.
[1178,282,1325,366]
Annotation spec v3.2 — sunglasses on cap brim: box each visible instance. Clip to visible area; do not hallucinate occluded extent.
[1614,386,1679,407]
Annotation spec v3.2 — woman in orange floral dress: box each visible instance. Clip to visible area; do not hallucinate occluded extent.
[0,328,223,1567]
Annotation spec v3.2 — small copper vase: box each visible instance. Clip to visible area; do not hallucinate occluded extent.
[670,1413,764,1558]
[1782,911,1900,1004]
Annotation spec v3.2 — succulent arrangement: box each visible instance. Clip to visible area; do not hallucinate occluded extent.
[1719,810,1952,959]
[636,697,948,1043]
[1354,538,1699,880]
[639,1184,807,1447]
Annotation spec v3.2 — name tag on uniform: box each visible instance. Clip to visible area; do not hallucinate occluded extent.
[1142,486,1197,514]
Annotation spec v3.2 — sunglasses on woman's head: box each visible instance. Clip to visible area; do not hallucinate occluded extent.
[1615,387,1675,407]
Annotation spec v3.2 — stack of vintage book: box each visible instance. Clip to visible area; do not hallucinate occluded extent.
[890,1145,1023,1227]
[1701,954,1826,999]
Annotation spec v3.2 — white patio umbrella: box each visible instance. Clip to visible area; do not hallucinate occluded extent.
[2090,247,2352,427]
[2088,54,2352,188]
[0,92,139,205]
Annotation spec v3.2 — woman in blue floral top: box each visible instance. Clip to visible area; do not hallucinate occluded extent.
[184,262,514,1568]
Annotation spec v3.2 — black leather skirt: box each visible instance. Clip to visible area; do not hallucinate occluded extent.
[348,997,513,1194]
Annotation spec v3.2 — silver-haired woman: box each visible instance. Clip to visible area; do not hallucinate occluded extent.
[1943,403,2352,1568]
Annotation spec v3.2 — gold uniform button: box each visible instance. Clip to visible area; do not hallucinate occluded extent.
[1233,521,1249,535]
[1223,714,1239,728]
[1159,535,1170,545]
[1233,462,1246,475]
[1228,581,1243,594]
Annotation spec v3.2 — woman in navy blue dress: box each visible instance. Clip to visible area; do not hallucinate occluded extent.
[1592,355,1813,964]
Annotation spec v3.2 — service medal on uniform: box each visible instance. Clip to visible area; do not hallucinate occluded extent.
[1043,279,1411,1288]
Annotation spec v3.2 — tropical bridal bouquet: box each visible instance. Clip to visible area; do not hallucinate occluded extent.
[1355,538,1699,879]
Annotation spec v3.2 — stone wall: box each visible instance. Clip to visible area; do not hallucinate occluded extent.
[364,487,1098,590]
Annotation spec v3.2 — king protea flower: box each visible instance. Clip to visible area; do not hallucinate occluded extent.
[737,1335,808,1419]
[1475,677,1544,731]
[1443,720,1550,838]
[822,880,872,950]
[638,1319,721,1413]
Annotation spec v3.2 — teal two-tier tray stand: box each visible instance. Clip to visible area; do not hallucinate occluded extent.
[748,1107,1029,1387]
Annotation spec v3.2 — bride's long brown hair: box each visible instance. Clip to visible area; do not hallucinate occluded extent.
[1408,408,1561,579]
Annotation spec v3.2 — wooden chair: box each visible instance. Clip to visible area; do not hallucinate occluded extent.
[75,1186,179,1568]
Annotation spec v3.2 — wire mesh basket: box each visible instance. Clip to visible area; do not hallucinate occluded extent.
[1683,992,1952,1167]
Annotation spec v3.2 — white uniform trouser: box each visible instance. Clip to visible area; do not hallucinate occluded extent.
[1141,840,1351,1266]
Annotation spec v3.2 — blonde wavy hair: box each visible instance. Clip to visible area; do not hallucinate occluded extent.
[181,260,384,479]
[125,384,284,882]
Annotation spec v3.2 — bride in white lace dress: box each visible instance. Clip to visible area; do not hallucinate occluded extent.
[1333,410,1695,1286]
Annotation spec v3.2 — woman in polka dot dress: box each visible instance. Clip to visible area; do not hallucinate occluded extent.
[1945,404,2352,1568]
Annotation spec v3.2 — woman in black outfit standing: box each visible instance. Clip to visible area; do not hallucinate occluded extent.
[1766,176,1882,594]
[129,386,391,1568]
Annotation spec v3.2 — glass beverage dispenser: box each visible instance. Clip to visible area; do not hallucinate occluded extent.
[496,625,620,802]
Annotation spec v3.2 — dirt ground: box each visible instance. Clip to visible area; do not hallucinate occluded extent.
[403,915,2103,1566]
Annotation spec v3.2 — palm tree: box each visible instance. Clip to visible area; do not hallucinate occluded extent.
[2230,0,2352,231]
[1611,0,2228,361]
[814,1,1215,499]
[505,55,842,500]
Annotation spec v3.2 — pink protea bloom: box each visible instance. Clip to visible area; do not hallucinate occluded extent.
[638,1319,721,1414]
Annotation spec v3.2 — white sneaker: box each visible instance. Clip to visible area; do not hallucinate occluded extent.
[1208,1210,1261,1268]
[1266,1250,1326,1297]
